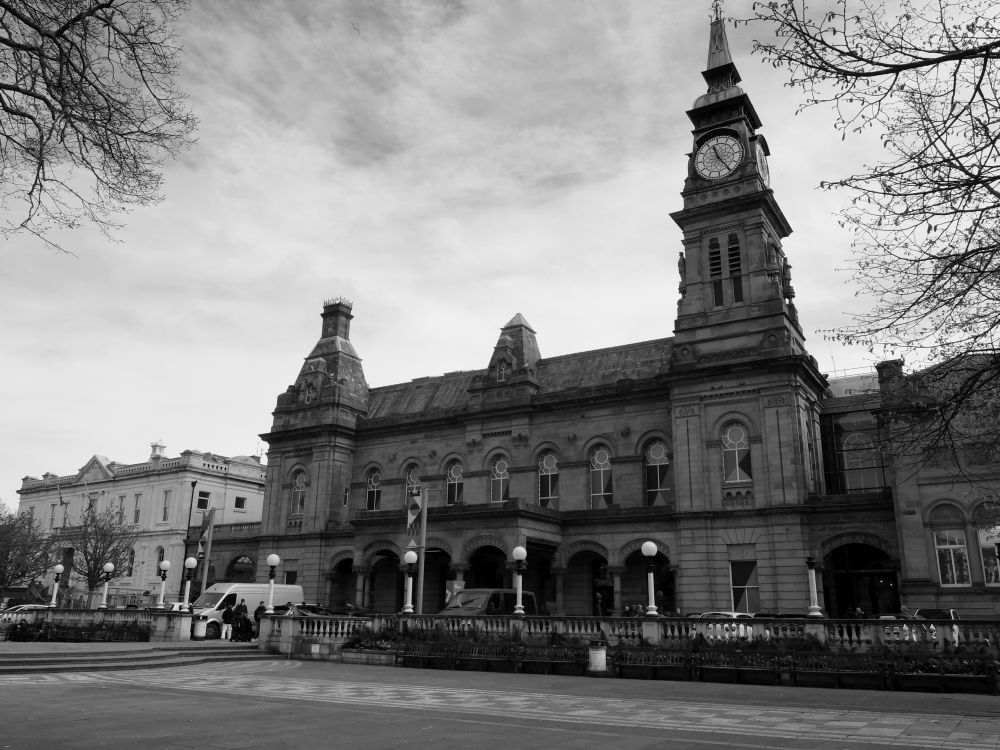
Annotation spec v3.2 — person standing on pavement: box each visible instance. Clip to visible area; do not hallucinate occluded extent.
[253,601,266,639]
[221,604,235,641]
[235,599,248,618]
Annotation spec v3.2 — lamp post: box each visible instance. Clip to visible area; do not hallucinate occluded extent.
[402,550,418,614]
[512,546,527,615]
[48,564,64,608]
[156,560,171,609]
[265,554,280,614]
[98,562,114,609]
[641,540,659,616]
[805,556,823,617]
[181,556,198,609]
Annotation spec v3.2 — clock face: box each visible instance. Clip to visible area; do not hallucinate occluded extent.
[694,134,745,180]
[756,142,770,186]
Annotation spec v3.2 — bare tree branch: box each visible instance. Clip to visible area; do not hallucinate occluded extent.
[0,0,196,251]
[743,1,1000,498]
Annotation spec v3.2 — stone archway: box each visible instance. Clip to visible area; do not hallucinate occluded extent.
[467,545,506,588]
[226,555,254,582]
[824,542,900,617]
[328,554,356,612]
[563,549,611,616]
[621,548,673,615]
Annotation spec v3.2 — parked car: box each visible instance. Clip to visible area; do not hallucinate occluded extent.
[273,603,338,617]
[0,604,48,624]
[912,608,960,621]
[438,589,538,616]
[697,611,754,619]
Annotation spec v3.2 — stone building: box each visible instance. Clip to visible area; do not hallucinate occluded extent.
[17,443,265,606]
[229,17,999,619]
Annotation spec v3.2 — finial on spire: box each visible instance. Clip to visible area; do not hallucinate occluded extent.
[711,0,723,22]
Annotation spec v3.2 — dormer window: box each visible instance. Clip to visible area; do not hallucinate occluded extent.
[496,361,508,382]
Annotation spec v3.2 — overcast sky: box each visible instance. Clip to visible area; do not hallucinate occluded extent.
[1,1,885,511]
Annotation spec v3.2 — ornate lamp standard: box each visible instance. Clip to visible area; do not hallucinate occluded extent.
[48,564,64,608]
[806,556,823,617]
[402,550,418,614]
[641,541,659,616]
[156,560,172,609]
[512,546,527,615]
[181,556,198,609]
[97,563,115,609]
[265,554,281,614]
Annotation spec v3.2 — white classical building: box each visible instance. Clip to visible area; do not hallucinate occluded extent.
[17,443,265,606]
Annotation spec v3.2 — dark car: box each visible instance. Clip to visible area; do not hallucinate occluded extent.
[912,608,960,621]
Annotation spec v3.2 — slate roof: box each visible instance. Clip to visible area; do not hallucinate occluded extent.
[365,337,673,421]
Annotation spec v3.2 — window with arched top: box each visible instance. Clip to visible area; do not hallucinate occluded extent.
[289,470,306,516]
[446,461,464,505]
[496,361,508,382]
[934,529,971,586]
[365,469,382,511]
[538,452,559,507]
[404,464,421,507]
[589,445,613,508]
[156,547,165,566]
[490,455,510,503]
[643,440,671,506]
[721,422,752,483]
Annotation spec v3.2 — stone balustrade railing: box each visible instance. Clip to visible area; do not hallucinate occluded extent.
[257,613,1000,659]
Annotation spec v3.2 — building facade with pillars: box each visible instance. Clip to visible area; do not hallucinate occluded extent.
[251,18,999,620]
[17,443,265,607]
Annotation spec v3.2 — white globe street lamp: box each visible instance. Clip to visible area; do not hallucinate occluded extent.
[265,554,281,614]
[641,541,658,616]
[98,562,115,609]
[512,546,527,616]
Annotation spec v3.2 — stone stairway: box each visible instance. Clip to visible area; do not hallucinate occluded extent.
[0,643,277,675]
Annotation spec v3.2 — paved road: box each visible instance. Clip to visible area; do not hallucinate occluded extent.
[1,660,997,749]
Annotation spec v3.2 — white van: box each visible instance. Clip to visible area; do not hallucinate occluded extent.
[192,583,304,639]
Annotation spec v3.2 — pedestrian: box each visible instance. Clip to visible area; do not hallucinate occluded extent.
[253,600,266,639]
[235,598,248,618]
[283,601,296,616]
[221,604,235,641]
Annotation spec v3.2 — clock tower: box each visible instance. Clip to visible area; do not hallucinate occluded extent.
[667,14,827,514]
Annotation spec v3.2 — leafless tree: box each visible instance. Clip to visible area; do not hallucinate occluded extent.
[743,1,1000,517]
[0,0,197,250]
[55,506,142,592]
[0,506,53,592]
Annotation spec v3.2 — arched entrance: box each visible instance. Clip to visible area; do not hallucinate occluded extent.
[564,550,611,616]
[824,543,899,617]
[622,549,674,614]
[468,546,506,588]
[226,555,254,582]
[328,558,356,612]
[369,552,402,613]
[418,547,452,615]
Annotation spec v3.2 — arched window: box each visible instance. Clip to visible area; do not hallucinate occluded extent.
[289,470,306,516]
[404,464,421,507]
[721,422,752,483]
[365,469,382,511]
[589,445,613,508]
[490,455,510,503]
[446,461,464,505]
[643,440,671,506]
[538,452,559,507]
[496,361,508,382]
[156,546,165,567]
[934,529,971,586]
